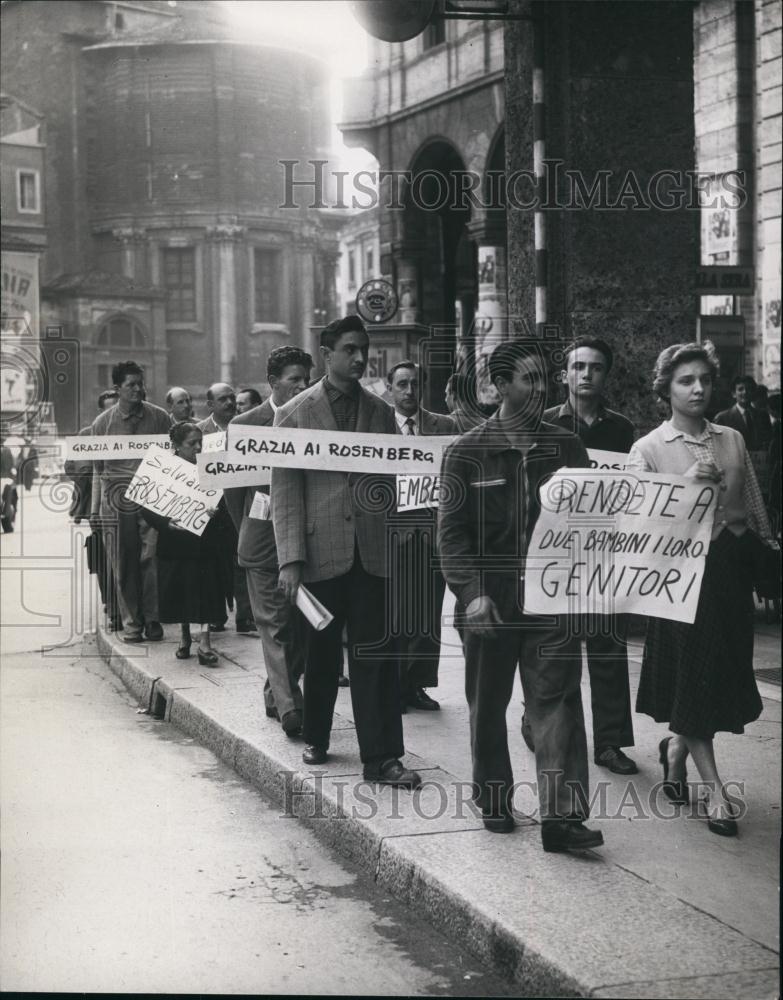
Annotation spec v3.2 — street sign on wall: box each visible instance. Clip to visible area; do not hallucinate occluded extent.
[694,266,755,296]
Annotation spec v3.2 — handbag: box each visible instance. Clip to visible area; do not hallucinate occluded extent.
[744,529,781,601]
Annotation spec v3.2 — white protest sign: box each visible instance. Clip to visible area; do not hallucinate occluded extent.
[587,448,628,470]
[196,451,271,489]
[523,469,717,624]
[200,431,226,452]
[65,434,172,461]
[124,445,221,537]
[396,449,631,513]
[226,425,457,477]
[396,473,441,512]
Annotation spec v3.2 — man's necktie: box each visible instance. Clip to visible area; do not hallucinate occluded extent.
[403,417,416,435]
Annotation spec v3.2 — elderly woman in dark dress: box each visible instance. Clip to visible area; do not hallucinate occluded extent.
[626,342,776,836]
[143,422,225,666]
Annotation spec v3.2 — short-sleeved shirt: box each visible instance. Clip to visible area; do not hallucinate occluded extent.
[543,399,635,453]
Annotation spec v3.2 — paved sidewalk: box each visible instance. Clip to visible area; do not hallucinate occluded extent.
[94,597,780,998]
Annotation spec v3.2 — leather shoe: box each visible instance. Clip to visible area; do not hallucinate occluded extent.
[302,745,328,765]
[482,810,515,834]
[541,819,604,853]
[521,711,535,752]
[594,746,638,775]
[363,758,422,789]
[337,674,349,687]
[265,706,280,721]
[144,621,163,641]
[235,618,258,633]
[122,632,144,644]
[407,687,440,711]
[658,737,689,805]
[281,710,303,738]
[209,623,226,633]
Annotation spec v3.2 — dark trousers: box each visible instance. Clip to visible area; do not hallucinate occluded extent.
[583,616,635,751]
[464,611,589,820]
[305,556,404,764]
[233,556,253,621]
[391,526,445,693]
[245,564,305,719]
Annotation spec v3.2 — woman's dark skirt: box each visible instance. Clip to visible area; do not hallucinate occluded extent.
[157,554,226,625]
[636,529,763,738]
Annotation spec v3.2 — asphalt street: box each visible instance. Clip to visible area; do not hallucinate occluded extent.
[0,486,517,996]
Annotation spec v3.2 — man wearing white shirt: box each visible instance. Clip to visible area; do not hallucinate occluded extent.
[387,361,456,711]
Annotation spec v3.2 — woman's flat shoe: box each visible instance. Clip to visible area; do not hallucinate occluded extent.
[659,737,689,805]
[197,648,219,667]
[707,816,738,837]
[175,643,191,660]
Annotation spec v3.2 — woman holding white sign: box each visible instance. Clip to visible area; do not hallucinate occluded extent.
[142,422,224,666]
[627,341,775,837]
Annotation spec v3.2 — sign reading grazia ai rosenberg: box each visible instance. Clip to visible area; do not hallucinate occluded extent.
[694,265,755,296]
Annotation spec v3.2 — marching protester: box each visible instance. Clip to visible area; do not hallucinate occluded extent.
[225,346,313,738]
[197,384,255,634]
[438,339,603,852]
[17,437,39,492]
[272,315,420,788]
[90,360,171,643]
[236,387,263,414]
[714,374,759,449]
[626,341,776,837]
[538,337,638,776]
[445,372,484,432]
[65,388,121,629]
[141,422,224,666]
[166,386,194,425]
[387,360,455,713]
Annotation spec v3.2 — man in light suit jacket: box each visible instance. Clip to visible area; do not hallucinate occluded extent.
[273,315,420,789]
[387,361,456,712]
[714,375,758,449]
[225,346,313,738]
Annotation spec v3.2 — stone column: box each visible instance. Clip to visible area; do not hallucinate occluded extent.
[206,224,246,386]
[391,241,424,325]
[467,220,508,404]
[112,227,148,281]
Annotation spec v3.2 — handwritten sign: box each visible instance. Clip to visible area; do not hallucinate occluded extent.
[124,445,221,537]
[226,425,456,477]
[523,469,717,624]
[196,451,271,489]
[200,431,226,453]
[587,448,628,471]
[396,473,441,512]
[65,434,172,461]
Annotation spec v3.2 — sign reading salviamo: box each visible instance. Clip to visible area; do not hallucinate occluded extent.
[523,469,718,624]
[124,445,221,537]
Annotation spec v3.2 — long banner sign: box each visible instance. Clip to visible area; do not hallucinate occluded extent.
[395,447,631,512]
[125,445,221,537]
[65,434,172,460]
[224,425,456,477]
[523,469,718,624]
[196,452,271,489]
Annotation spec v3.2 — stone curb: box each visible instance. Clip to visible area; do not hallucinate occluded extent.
[94,628,779,998]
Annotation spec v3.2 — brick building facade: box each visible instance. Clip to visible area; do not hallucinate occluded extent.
[1,0,340,431]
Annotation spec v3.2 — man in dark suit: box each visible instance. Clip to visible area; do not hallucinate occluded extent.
[715,375,759,449]
[387,360,456,711]
[224,347,313,738]
[438,339,603,853]
[540,337,637,776]
[273,315,420,789]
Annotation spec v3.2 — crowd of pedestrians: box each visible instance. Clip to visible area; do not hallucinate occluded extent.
[56,318,779,854]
